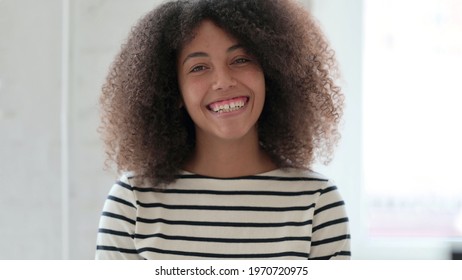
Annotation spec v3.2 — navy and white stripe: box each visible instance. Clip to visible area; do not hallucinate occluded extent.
[96,168,350,259]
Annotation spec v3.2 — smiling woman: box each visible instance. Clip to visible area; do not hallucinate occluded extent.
[96,0,349,260]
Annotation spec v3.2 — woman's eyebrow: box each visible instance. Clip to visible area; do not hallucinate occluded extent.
[182,44,244,65]
[227,44,244,53]
[182,51,208,65]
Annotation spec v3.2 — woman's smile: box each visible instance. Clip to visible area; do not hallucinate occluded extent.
[207,96,249,114]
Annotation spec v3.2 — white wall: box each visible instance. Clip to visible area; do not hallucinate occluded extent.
[0,0,62,259]
[0,0,161,259]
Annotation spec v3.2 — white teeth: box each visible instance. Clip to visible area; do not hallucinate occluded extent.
[211,100,246,113]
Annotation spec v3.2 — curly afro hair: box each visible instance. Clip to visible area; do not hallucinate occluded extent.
[99,0,344,187]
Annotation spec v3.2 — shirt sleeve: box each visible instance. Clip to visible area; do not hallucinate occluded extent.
[309,182,351,260]
[95,174,143,260]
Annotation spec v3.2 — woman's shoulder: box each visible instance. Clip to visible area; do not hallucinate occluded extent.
[267,168,337,191]
[115,172,136,188]
[267,167,329,180]
[116,171,158,189]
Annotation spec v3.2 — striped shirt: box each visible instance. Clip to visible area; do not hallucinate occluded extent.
[95,168,351,260]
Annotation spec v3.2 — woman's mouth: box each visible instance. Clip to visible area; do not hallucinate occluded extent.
[207,96,249,114]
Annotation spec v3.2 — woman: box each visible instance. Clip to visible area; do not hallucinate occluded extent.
[96,0,350,259]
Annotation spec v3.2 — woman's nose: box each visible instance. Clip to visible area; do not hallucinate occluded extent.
[212,67,237,91]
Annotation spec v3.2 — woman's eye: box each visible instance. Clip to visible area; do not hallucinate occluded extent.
[233,57,250,64]
[190,65,207,73]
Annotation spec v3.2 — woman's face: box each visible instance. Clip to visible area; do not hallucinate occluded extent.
[177,20,265,142]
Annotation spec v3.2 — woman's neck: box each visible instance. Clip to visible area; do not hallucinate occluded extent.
[183,130,277,178]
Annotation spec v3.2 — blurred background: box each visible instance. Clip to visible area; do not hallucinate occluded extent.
[0,0,461,259]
